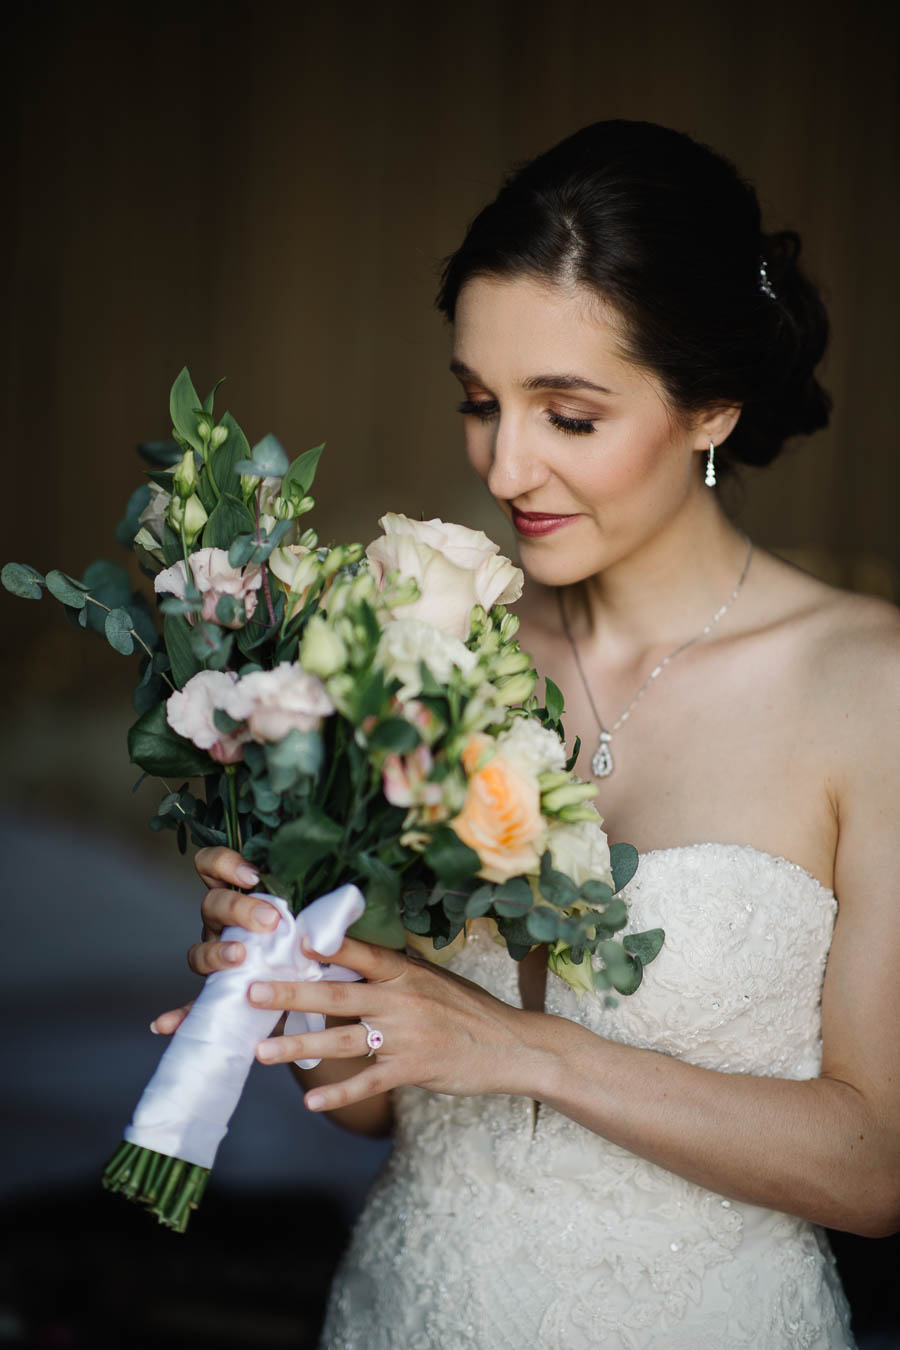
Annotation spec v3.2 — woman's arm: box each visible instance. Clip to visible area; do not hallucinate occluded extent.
[253,624,900,1236]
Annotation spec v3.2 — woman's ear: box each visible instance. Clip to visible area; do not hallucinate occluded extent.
[693,404,742,450]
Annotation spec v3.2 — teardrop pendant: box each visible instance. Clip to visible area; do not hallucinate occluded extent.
[592,735,614,778]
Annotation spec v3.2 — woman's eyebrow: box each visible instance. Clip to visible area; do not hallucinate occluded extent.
[449,358,616,396]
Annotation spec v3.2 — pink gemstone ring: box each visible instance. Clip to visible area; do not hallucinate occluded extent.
[360,1020,384,1056]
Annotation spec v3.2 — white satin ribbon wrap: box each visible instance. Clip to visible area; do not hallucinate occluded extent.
[124,883,365,1169]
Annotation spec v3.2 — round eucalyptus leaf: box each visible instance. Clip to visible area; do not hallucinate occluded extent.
[1,562,45,599]
[105,607,135,655]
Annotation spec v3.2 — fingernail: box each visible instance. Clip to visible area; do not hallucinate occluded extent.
[237,865,260,887]
[255,904,278,928]
[249,982,273,1005]
[149,1019,161,1035]
[257,1041,279,1062]
[222,942,243,964]
[305,1092,325,1111]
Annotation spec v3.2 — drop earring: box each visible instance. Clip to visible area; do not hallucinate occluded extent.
[705,440,717,488]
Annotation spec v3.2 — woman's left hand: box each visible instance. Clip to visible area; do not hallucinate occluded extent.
[248,935,549,1111]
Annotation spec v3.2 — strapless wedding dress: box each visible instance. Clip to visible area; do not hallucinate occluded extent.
[319,844,855,1348]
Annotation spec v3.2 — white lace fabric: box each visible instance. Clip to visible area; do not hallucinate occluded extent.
[320,844,856,1348]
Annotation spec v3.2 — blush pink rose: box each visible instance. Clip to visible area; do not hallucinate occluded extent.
[224,662,335,743]
[165,670,250,764]
[155,548,263,628]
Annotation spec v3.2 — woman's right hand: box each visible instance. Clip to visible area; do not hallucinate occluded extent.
[150,846,278,1035]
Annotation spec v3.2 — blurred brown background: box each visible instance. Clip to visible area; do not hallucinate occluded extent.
[1,2,899,1345]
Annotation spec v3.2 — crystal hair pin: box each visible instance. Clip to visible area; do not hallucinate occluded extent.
[758,258,777,300]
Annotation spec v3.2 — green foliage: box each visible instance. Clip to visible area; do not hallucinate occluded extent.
[264,730,323,792]
[203,493,255,552]
[366,718,420,753]
[128,704,212,777]
[105,607,135,655]
[164,614,202,688]
[80,560,132,634]
[169,367,206,454]
[348,879,406,949]
[115,484,152,548]
[281,442,324,500]
[209,411,249,498]
[138,440,182,467]
[45,570,89,608]
[2,562,45,599]
[268,808,344,887]
[610,842,639,893]
[424,826,481,887]
[234,433,289,479]
[623,928,665,965]
[543,677,565,726]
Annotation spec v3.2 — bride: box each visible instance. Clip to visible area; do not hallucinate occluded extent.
[155,121,899,1347]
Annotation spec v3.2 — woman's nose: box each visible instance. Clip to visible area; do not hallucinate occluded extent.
[485,417,548,500]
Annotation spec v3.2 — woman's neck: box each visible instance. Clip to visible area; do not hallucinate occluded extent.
[563,499,750,661]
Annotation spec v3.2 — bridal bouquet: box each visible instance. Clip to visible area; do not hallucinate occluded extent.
[3,368,663,1232]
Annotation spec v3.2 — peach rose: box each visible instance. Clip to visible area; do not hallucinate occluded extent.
[450,733,546,883]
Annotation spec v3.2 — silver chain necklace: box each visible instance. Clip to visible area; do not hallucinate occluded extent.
[557,535,754,778]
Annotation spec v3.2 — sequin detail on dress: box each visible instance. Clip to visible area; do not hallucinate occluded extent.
[320,844,855,1349]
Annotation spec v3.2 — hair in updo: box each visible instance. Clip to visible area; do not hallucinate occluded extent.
[437,120,831,470]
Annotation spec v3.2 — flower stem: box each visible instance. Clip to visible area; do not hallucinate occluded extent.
[102,1140,210,1234]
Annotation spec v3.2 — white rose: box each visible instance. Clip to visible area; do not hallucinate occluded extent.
[366,513,523,641]
[224,661,334,743]
[497,717,568,777]
[546,816,613,890]
[377,619,479,701]
[165,670,249,763]
[138,481,172,543]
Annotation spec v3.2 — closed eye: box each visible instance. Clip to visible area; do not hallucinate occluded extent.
[548,411,595,436]
[457,398,499,420]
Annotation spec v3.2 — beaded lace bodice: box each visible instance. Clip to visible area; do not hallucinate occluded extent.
[320,844,855,1349]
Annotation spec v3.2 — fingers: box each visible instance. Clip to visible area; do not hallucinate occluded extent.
[200,888,281,939]
[248,977,379,1017]
[150,1002,193,1035]
[304,1066,391,1113]
[300,934,408,982]
[257,1021,371,1065]
[194,846,260,892]
[187,937,250,976]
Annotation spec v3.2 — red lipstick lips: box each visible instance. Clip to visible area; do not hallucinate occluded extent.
[511,507,579,538]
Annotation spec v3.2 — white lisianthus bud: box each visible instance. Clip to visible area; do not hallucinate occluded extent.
[173,449,200,499]
[491,647,533,678]
[182,493,209,547]
[299,613,348,679]
[556,803,605,824]
[296,494,316,516]
[547,944,597,998]
[210,425,228,448]
[499,612,520,642]
[541,781,598,813]
[495,670,538,706]
[197,420,211,442]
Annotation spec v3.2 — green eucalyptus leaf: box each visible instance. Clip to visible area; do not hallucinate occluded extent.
[44,570,88,608]
[526,907,562,943]
[564,736,581,773]
[81,560,132,634]
[610,842,639,893]
[105,607,135,655]
[432,920,465,950]
[169,367,206,454]
[202,493,255,552]
[492,877,533,918]
[623,927,665,965]
[128,702,212,776]
[537,850,579,908]
[228,534,258,569]
[464,884,495,918]
[115,483,153,548]
[1,562,45,599]
[215,594,241,626]
[213,708,244,735]
[281,442,324,500]
[402,908,433,935]
[264,730,324,792]
[164,614,202,688]
[423,825,481,888]
[235,433,289,479]
[579,879,613,907]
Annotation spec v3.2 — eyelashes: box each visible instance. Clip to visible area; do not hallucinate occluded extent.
[456,399,596,437]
